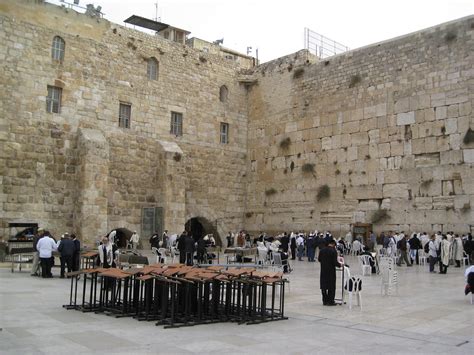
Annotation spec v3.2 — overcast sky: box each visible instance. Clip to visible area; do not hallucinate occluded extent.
[50,0,473,62]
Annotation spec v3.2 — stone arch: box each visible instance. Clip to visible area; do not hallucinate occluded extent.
[185,216,222,246]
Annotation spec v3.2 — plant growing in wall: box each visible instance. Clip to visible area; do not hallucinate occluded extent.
[461,203,471,213]
[463,128,474,145]
[316,184,330,201]
[265,188,277,196]
[420,178,433,189]
[302,163,315,174]
[293,67,305,79]
[444,31,457,43]
[245,212,253,218]
[349,74,361,88]
[173,152,182,162]
[279,137,291,150]
[371,209,390,224]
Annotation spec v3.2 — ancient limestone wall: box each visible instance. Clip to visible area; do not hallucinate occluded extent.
[245,18,474,236]
[0,0,248,243]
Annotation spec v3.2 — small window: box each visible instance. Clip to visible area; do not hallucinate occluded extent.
[51,36,65,62]
[170,112,183,136]
[46,86,62,113]
[147,58,158,80]
[220,122,229,144]
[119,103,131,128]
[219,85,228,102]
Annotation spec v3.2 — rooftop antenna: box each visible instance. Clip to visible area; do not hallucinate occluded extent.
[154,2,161,22]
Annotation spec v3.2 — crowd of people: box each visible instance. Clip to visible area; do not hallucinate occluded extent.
[31,228,81,278]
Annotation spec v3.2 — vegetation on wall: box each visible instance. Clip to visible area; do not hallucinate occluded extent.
[420,178,433,188]
[371,209,390,224]
[245,212,253,218]
[444,31,457,43]
[279,137,291,149]
[293,67,305,79]
[349,74,361,88]
[463,128,474,145]
[265,188,277,196]
[173,153,182,162]
[316,184,330,201]
[302,163,315,174]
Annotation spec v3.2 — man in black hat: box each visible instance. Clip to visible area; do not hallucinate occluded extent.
[318,239,341,306]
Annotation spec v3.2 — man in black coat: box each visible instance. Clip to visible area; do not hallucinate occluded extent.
[318,239,341,306]
[58,234,76,278]
[177,231,188,264]
[71,234,81,271]
[280,232,289,252]
[184,233,196,266]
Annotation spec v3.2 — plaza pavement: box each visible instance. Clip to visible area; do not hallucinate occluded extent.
[0,253,472,354]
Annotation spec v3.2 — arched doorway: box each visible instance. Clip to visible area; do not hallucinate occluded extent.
[185,216,221,246]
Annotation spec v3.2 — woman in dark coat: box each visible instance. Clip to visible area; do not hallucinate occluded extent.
[318,239,341,306]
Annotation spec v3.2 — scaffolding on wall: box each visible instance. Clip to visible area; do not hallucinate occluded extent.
[304,28,349,58]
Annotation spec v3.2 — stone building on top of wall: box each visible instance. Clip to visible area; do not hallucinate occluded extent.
[0,0,473,245]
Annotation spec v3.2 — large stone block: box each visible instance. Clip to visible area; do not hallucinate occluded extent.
[396,111,415,126]
[383,183,408,198]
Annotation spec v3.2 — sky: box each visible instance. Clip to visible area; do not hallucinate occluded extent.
[50,0,473,62]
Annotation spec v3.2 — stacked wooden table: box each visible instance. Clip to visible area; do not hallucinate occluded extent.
[63,264,288,328]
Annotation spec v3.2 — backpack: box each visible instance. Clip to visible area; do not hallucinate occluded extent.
[424,241,430,254]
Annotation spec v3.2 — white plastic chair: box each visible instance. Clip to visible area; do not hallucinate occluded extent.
[463,252,469,267]
[418,249,427,266]
[257,247,268,266]
[151,247,160,263]
[272,253,285,272]
[158,248,168,264]
[358,255,373,276]
[381,268,399,296]
[343,266,362,310]
[169,246,179,263]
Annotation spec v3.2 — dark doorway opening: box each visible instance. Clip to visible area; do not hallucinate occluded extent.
[184,216,222,245]
[186,218,204,242]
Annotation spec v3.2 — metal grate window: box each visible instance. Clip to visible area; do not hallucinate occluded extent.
[46,86,62,113]
[147,58,158,80]
[170,112,183,136]
[220,122,229,144]
[51,36,65,62]
[119,103,131,128]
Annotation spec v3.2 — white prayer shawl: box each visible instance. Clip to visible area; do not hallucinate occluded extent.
[440,239,450,266]
[452,237,463,261]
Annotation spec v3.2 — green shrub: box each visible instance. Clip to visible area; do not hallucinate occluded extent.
[316,184,330,201]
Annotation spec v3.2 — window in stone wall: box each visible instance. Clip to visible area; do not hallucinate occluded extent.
[220,122,229,144]
[170,112,183,136]
[46,85,62,113]
[219,85,228,102]
[147,57,159,80]
[51,36,65,62]
[119,103,131,129]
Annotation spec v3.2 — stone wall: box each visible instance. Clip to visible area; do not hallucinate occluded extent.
[245,17,474,236]
[1,0,473,243]
[0,0,248,243]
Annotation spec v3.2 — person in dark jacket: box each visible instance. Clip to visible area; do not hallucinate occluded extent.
[177,231,188,264]
[149,232,160,249]
[318,239,341,306]
[307,234,316,262]
[58,234,76,278]
[184,233,196,266]
[71,234,81,271]
[290,234,297,260]
[408,233,422,264]
[196,236,208,264]
[280,232,289,253]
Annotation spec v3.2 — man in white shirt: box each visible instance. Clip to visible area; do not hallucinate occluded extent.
[36,233,58,278]
[428,234,439,273]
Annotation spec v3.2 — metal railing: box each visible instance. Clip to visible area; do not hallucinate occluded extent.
[304,27,349,58]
